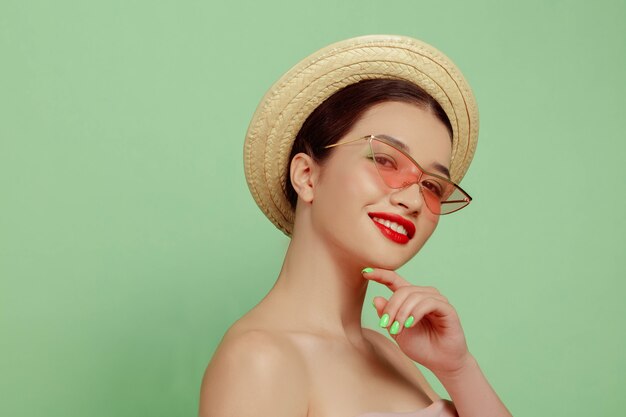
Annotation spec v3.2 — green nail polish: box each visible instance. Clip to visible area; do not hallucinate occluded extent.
[379,313,390,328]
[404,316,415,328]
[361,267,374,274]
[390,321,400,334]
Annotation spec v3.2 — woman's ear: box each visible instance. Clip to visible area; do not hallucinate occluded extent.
[290,153,319,204]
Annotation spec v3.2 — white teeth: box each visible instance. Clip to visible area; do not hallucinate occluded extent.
[372,217,408,236]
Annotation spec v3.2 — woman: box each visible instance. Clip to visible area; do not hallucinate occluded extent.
[199,35,512,417]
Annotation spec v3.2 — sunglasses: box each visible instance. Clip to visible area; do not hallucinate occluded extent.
[324,135,472,215]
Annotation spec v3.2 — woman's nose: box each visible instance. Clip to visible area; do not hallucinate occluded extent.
[389,182,425,214]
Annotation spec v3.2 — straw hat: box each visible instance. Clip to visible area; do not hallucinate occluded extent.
[244,34,479,236]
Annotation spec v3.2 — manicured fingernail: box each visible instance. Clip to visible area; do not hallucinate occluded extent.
[404,316,415,328]
[390,321,400,334]
[379,313,390,328]
[361,267,374,274]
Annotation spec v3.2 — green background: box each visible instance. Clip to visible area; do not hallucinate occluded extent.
[1,1,624,416]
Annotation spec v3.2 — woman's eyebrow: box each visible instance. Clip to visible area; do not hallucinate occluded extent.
[432,163,451,179]
[377,134,451,179]
[377,134,410,152]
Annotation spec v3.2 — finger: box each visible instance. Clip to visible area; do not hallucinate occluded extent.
[402,297,457,331]
[415,285,448,300]
[373,297,395,330]
[384,292,448,335]
[361,267,412,292]
[393,293,449,335]
[371,296,388,317]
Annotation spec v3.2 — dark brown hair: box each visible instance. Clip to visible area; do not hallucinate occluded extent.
[285,78,453,210]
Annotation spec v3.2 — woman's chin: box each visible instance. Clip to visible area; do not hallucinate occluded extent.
[359,246,415,270]
[322,225,420,270]
[368,257,410,271]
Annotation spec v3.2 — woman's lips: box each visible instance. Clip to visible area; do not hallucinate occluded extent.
[368,212,416,244]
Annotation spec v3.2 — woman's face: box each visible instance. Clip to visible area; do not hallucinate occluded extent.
[310,101,453,270]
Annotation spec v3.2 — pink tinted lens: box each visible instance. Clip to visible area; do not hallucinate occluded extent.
[369,139,464,215]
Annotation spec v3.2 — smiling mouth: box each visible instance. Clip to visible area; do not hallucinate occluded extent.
[367,212,416,244]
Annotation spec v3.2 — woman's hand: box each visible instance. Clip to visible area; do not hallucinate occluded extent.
[363,267,471,378]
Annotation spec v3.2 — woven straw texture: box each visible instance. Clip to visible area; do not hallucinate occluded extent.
[244,35,479,236]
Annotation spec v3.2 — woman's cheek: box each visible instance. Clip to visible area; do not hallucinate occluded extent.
[411,216,439,253]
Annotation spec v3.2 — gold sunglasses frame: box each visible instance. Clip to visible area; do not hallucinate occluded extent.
[324,135,472,215]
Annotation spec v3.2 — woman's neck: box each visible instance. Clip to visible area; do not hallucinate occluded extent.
[262,223,371,344]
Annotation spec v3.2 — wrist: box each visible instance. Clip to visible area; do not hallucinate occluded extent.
[432,353,479,385]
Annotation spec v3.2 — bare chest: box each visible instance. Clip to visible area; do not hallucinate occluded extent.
[294,340,432,417]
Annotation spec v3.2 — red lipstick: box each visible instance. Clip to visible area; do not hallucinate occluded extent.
[368,212,416,244]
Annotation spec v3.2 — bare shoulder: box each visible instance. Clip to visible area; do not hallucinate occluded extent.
[199,327,309,417]
[363,327,441,401]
